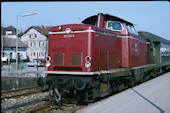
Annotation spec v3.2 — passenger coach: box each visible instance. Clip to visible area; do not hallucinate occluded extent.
[138,31,170,74]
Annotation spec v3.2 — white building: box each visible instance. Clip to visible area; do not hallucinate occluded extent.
[1,26,27,62]
[20,25,51,61]
[2,38,28,62]
[1,25,20,38]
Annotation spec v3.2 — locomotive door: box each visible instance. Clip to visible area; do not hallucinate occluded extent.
[130,43,135,67]
[66,35,86,67]
[51,33,86,70]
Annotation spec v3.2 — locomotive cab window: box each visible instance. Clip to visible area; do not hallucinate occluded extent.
[126,25,138,35]
[106,21,123,31]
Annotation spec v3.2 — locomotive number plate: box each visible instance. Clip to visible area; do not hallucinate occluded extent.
[64,34,75,38]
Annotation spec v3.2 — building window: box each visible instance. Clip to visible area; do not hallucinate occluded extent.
[43,41,46,47]
[28,41,31,47]
[31,41,36,47]
[3,52,5,57]
[39,41,41,47]
[39,41,45,48]
[10,53,12,58]
[31,42,33,47]
[33,52,36,57]
[6,31,12,35]
[29,33,37,39]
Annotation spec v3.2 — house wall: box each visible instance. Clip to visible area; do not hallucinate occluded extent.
[21,28,48,60]
[2,47,27,62]
[1,26,27,62]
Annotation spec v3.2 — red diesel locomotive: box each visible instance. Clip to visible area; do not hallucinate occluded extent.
[40,13,157,102]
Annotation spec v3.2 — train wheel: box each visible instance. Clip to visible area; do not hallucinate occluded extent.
[129,76,135,87]
[143,76,147,82]
[150,71,156,78]
[143,74,150,82]
[117,83,125,91]
[94,97,103,102]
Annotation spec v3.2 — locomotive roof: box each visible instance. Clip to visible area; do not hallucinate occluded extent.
[82,13,134,26]
[138,31,170,45]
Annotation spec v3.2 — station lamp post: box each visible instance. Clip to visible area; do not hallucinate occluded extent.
[16,12,37,75]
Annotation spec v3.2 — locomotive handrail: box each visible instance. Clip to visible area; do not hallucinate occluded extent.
[42,70,100,75]
[41,64,156,76]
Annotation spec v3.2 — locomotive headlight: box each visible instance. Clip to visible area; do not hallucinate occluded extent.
[85,61,91,68]
[46,56,51,67]
[46,56,51,62]
[65,28,71,34]
[46,61,51,67]
[85,56,91,62]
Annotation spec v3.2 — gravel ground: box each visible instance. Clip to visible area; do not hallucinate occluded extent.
[51,104,88,113]
[1,91,49,112]
[1,90,87,113]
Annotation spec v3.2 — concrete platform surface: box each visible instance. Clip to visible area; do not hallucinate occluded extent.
[76,72,170,113]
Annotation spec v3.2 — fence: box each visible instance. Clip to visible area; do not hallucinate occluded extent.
[1,63,46,90]
[1,63,46,77]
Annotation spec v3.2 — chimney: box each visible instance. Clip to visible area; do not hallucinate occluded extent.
[96,13,105,28]
[41,25,43,29]
[41,25,44,34]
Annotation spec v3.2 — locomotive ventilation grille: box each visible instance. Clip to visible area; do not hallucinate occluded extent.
[54,53,64,65]
[72,53,82,66]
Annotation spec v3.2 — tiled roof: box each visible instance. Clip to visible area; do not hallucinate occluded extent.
[1,26,17,35]
[32,26,52,36]
[3,38,28,48]
[20,25,53,37]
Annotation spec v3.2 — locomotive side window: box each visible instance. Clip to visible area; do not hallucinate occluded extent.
[126,25,138,35]
[106,21,123,31]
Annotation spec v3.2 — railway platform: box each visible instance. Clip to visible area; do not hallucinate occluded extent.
[76,72,170,113]
[1,65,46,90]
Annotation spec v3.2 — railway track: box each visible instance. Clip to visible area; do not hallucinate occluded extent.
[1,86,48,100]
[11,100,87,113]
[1,86,86,113]
[1,86,49,112]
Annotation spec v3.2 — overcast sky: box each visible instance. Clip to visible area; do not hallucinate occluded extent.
[1,1,170,40]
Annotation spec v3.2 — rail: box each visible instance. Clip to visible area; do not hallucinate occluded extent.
[1,86,48,100]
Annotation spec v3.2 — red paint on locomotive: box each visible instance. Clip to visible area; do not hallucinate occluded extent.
[48,13,149,72]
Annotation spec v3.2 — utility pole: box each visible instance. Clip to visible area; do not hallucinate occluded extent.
[79,18,81,24]
[16,12,37,76]
[1,26,4,58]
